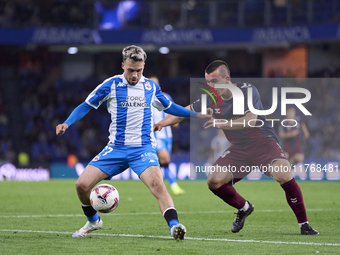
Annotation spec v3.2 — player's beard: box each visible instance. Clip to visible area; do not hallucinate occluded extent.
[129,77,138,86]
[218,88,231,99]
[215,89,225,98]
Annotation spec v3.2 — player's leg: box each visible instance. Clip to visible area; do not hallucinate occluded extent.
[207,150,251,210]
[73,144,127,237]
[207,170,247,208]
[207,153,254,233]
[158,149,185,195]
[158,148,173,185]
[72,164,109,237]
[259,139,318,234]
[139,165,186,239]
[130,145,185,239]
[270,159,318,235]
[140,165,174,213]
[75,164,110,205]
[291,153,305,165]
[158,139,184,195]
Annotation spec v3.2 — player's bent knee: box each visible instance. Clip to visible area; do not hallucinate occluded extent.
[75,179,92,194]
[274,176,293,184]
[207,178,226,190]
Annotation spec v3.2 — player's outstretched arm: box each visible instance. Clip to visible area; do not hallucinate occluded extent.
[154,105,212,131]
[55,102,93,136]
[301,122,310,139]
[154,105,191,131]
[163,102,211,119]
[196,108,213,119]
[153,113,185,132]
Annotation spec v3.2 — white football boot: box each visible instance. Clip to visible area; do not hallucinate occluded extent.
[72,217,103,237]
[170,223,186,240]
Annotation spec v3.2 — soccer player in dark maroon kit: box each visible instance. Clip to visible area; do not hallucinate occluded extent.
[154,60,318,235]
[279,107,310,165]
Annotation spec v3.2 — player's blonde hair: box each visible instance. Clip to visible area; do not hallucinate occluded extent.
[122,45,147,62]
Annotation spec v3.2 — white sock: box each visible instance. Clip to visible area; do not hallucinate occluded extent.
[240,201,249,211]
[299,221,308,228]
[170,183,178,188]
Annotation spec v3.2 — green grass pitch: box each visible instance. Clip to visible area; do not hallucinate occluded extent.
[0,180,339,254]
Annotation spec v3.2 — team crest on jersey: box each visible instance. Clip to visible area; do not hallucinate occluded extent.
[145,82,152,90]
[197,83,224,115]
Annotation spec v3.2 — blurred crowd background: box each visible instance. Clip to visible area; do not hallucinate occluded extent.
[1,0,340,28]
[0,0,339,167]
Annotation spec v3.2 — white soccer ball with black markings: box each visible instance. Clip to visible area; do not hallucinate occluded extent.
[90,184,119,213]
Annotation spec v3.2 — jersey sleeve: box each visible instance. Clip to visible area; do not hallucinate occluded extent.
[164,93,174,103]
[85,79,112,109]
[190,98,202,112]
[164,103,197,118]
[244,84,261,113]
[64,102,93,127]
[152,84,172,111]
[152,93,172,116]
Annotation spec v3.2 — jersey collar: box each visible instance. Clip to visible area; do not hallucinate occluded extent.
[122,74,145,85]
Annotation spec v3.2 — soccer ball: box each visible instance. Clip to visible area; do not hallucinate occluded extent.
[90,184,119,213]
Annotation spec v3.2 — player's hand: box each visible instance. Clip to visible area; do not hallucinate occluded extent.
[203,117,224,129]
[56,123,69,136]
[153,122,163,132]
[203,117,214,129]
[206,107,213,115]
[196,108,213,119]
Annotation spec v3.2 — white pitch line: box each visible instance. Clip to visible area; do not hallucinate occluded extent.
[0,208,337,218]
[0,229,339,247]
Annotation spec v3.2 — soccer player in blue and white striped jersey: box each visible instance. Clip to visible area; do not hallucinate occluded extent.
[149,76,185,196]
[56,45,210,239]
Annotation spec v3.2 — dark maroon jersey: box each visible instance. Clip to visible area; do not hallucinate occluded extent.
[191,82,279,147]
[279,117,303,157]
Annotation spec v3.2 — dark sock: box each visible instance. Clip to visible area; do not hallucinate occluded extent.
[210,183,246,209]
[162,163,176,185]
[160,163,169,168]
[281,179,308,223]
[82,205,99,222]
[163,207,179,230]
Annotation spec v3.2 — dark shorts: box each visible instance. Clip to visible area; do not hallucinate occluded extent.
[213,139,288,184]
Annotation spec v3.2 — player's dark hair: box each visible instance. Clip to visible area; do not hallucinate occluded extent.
[205,60,230,77]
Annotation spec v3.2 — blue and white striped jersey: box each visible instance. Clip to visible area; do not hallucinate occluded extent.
[152,92,173,140]
[85,74,172,148]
